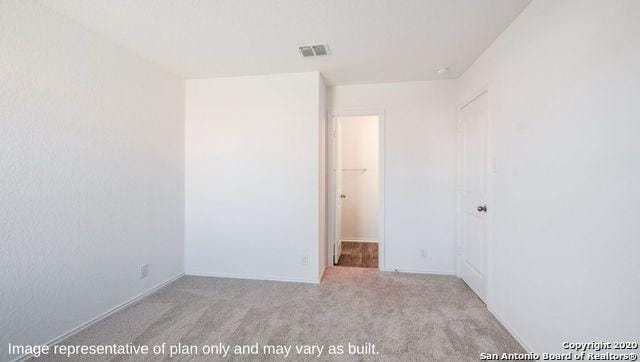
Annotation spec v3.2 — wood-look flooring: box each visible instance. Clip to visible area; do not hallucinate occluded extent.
[336,241,378,268]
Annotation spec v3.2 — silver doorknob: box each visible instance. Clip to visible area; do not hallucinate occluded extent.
[477,205,487,212]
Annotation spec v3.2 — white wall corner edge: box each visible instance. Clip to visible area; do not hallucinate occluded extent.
[10,273,185,362]
[319,266,327,282]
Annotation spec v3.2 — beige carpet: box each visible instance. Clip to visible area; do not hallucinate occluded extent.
[36,268,522,361]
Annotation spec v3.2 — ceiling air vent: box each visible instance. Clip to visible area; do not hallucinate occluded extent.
[298,43,330,57]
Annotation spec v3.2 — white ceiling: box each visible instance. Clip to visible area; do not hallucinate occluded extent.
[40,0,531,85]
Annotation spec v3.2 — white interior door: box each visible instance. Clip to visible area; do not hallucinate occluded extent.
[334,120,343,264]
[459,92,489,301]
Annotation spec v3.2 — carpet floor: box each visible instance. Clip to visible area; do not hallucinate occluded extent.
[37,268,523,361]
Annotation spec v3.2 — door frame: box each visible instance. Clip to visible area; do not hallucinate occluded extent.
[456,88,493,303]
[328,109,385,269]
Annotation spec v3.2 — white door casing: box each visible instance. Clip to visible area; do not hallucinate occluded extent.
[458,91,489,301]
[334,120,343,264]
[329,111,384,270]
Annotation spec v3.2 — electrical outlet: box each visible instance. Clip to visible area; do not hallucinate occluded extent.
[139,264,148,279]
[420,249,428,258]
[300,256,309,266]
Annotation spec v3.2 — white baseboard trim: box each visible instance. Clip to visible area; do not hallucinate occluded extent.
[341,238,378,243]
[380,267,457,276]
[487,305,533,353]
[186,271,320,284]
[11,272,184,362]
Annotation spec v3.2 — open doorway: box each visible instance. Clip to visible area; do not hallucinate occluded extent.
[331,115,381,268]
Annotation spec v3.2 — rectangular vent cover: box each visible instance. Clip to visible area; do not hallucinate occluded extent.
[299,44,330,57]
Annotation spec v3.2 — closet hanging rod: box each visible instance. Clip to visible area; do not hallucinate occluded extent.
[341,168,367,171]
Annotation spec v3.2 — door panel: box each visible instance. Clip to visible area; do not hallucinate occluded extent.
[459,92,488,301]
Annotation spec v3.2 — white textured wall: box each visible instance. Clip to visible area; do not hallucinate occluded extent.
[457,0,640,352]
[338,116,379,241]
[0,1,185,361]
[329,81,457,274]
[185,72,324,283]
